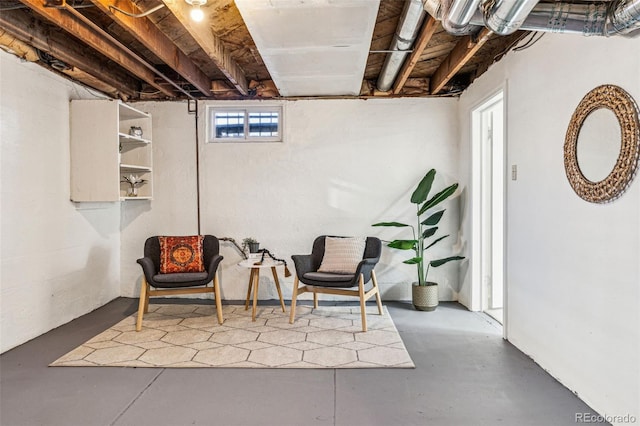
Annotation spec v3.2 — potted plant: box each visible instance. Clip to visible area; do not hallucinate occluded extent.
[373,169,465,311]
[242,237,260,254]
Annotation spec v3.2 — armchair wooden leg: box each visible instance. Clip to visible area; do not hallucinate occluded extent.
[313,291,318,309]
[214,272,224,324]
[289,276,300,324]
[143,281,150,313]
[136,277,148,332]
[358,274,367,332]
[372,270,383,315]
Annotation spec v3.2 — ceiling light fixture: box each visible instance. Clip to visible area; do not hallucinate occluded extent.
[185,0,206,22]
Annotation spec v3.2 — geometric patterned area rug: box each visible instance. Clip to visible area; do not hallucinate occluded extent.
[50,304,415,368]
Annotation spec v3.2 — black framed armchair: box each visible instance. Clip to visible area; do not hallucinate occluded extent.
[289,235,383,332]
[136,235,224,331]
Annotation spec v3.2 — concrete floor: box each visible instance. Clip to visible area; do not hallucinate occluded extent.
[0,298,606,426]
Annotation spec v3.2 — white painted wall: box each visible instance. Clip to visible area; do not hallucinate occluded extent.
[196,98,461,302]
[119,101,199,297]
[458,34,640,423]
[0,51,120,353]
[118,98,462,302]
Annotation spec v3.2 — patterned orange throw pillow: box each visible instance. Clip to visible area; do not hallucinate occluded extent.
[159,235,205,274]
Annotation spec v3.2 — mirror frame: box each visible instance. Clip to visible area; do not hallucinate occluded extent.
[564,84,640,204]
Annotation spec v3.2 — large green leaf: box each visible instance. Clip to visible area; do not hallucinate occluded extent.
[422,227,438,239]
[403,257,422,265]
[372,221,410,227]
[425,235,448,250]
[430,256,465,268]
[410,169,435,204]
[388,239,417,250]
[418,183,459,216]
[421,210,445,226]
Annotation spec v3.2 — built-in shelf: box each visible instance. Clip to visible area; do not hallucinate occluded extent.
[70,99,153,202]
[120,164,152,173]
[120,196,153,201]
[119,133,151,144]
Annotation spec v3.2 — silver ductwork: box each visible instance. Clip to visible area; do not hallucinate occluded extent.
[441,0,483,34]
[482,0,542,35]
[376,0,426,92]
[509,3,610,34]
[467,0,640,36]
[434,0,640,37]
[379,0,638,94]
[609,0,640,35]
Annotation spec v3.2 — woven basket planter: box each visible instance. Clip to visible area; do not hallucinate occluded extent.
[412,283,439,311]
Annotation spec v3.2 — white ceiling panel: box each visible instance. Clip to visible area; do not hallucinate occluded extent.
[235,0,380,97]
[276,76,364,97]
[266,48,364,77]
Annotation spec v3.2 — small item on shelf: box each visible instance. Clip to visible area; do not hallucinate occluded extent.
[129,126,143,137]
[121,174,146,197]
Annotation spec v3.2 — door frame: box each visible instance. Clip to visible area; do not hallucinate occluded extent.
[470,85,508,338]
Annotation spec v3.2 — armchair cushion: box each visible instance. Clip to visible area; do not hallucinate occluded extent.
[303,272,355,282]
[318,236,366,274]
[159,235,205,274]
[153,272,209,283]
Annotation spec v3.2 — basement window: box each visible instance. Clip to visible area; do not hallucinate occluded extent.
[207,106,283,143]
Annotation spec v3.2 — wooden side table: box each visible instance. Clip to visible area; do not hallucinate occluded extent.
[238,259,286,321]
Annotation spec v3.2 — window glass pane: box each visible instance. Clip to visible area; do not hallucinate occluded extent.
[208,106,282,142]
[248,111,279,137]
[215,112,244,138]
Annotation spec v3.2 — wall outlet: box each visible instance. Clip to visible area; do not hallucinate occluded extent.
[512,164,518,180]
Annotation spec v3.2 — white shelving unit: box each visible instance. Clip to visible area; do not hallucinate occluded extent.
[70,100,153,202]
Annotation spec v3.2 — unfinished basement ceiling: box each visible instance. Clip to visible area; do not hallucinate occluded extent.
[0,0,636,101]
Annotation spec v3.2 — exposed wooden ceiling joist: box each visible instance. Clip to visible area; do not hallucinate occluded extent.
[63,66,124,98]
[0,28,39,62]
[17,0,176,97]
[161,0,249,96]
[392,16,438,95]
[89,0,211,97]
[430,28,493,95]
[0,0,530,101]
[0,9,139,98]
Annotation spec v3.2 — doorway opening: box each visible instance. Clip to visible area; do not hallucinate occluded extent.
[472,90,505,327]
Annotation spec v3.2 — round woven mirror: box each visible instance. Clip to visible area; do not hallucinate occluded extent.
[564,84,640,203]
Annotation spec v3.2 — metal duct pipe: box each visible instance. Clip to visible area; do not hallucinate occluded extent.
[441,0,483,34]
[607,0,640,35]
[468,0,640,36]
[376,0,425,92]
[518,3,608,34]
[482,0,542,35]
